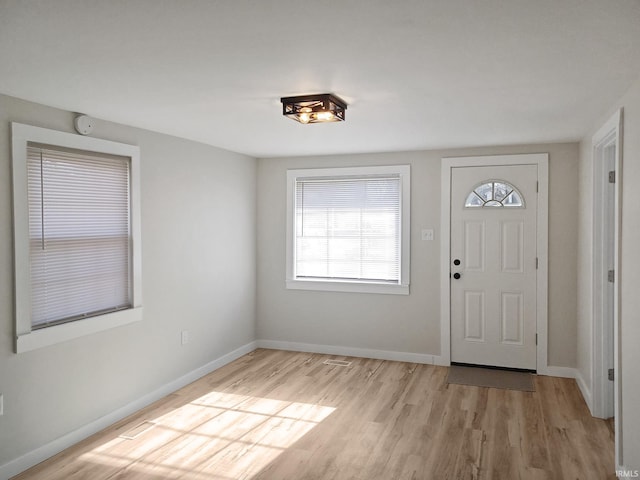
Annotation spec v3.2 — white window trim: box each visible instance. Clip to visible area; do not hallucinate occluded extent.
[11,123,143,353]
[286,165,410,295]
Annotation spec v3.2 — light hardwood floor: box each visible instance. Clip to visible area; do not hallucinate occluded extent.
[13,349,615,480]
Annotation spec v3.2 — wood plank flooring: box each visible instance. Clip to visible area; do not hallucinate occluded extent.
[12,349,615,480]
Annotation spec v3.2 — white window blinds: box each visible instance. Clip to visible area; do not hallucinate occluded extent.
[294,176,402,283]
[27,144,132,329]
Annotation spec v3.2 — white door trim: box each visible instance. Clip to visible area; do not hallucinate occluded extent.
[440,153,549,372]
[591,109,623,466]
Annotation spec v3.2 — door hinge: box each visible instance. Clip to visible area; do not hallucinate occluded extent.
[608,368,614,381]
[535,333,538,345]
[609,171,616,184]
[536,181,539,192]
[535,257,539,269]
[608,270,615,283]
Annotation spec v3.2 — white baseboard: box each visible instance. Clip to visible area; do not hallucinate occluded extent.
[0,340,258,480]
[537,366,596,416]
[574,369,593,414]
[256,339,444,365]
[538,365,577,378]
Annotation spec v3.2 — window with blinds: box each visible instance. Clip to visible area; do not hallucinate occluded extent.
[27,144,132,329]
[287,165,410,294]
[295,176,401,282]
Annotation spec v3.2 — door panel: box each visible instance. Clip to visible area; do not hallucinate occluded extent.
[501,221,524,273]
[450,165,537,370]
[501,292,524,344]
[464,221,485,271]
[464,291,485,341]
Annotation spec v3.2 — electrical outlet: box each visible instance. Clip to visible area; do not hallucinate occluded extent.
[181,330,189,345]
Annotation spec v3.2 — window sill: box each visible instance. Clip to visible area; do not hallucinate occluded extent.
[16,307,143,353]
[286,279,409,295]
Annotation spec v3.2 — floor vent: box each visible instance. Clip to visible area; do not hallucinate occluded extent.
[119,421,156,440]
[323,359,352,367]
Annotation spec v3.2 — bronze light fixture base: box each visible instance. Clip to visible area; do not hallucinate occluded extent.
[281,93,347,124]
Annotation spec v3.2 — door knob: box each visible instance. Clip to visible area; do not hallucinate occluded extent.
[453,272,461,280]
[453,259,461,266]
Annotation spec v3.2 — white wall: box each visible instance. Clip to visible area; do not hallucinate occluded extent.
[577,137,594,399]
[257,143,579,367]
[0,94,257,470]
[578,74,640,469]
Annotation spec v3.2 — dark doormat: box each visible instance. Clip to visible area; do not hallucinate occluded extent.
[447,365,535,392]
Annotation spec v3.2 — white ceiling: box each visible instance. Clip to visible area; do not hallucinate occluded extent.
[1,0,640,158]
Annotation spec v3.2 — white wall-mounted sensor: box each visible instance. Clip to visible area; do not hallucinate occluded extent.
[74,114,94,135]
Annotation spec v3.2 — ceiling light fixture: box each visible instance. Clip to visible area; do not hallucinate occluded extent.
[280,93,347,124]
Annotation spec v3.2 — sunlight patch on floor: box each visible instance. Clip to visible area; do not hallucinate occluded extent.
[78,391,335,478]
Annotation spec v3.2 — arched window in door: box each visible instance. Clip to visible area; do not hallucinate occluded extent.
[464,180,525,208]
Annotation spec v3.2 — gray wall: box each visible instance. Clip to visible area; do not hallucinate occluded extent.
[577,74,640,469]
[256,143,579,367]
[0,94,257,467]
[0,92,587,472]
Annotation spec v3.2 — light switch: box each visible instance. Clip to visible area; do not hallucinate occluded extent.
[421,229,434,241]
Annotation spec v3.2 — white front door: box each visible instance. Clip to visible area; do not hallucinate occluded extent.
[450,164,538,370]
